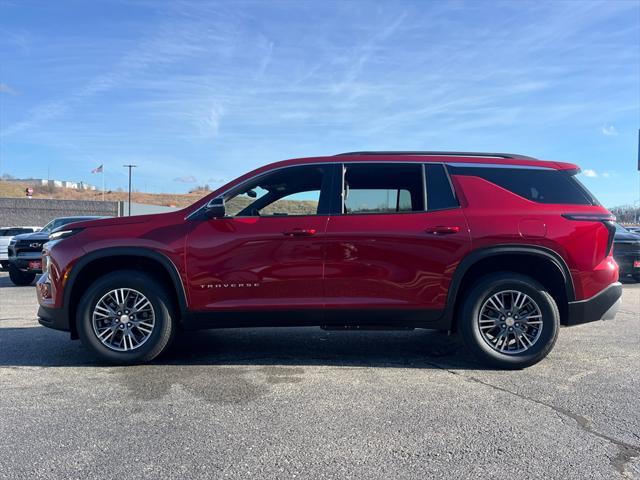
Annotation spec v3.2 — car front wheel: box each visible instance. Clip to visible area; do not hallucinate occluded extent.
[77,270,176,364]
[459,272,560,369]
[8,264,36,286]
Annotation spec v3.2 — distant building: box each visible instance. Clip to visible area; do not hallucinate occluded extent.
[3,178,96,190]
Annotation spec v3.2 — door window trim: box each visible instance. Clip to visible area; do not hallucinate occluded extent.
[337,162,426,216]
[187,160,462,220]
[332,162,461,216]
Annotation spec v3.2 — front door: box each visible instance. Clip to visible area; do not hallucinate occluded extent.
[186,164,333,312]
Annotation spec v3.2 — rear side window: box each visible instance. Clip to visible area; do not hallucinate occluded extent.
[425,164,458,210]
[343,164,425,214]
[448,166,596,205]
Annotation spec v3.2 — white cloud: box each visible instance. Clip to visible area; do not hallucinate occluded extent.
[0,83,16,95]
[600,124,618,136]
[583,169,617,179]
[174,175,197,183]
[203,104,224,137]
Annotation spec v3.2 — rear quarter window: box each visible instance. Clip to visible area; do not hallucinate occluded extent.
[448,166,596,205]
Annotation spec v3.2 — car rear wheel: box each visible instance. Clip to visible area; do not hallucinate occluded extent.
[8,264,36,286]
[77,270,176,364]
[458,272,560,369]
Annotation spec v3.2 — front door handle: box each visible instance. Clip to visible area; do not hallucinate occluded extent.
[283,228,317,237]
[425,226,460,235]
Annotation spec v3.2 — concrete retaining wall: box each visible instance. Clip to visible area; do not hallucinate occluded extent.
[0,198,119,227]
[119,202,179,216]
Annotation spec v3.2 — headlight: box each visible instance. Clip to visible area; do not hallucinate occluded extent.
[49,228,83,241]
[9,238,17,246]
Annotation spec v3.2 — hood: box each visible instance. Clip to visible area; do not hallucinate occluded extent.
[65,212,181,230]
[12,231,50,242]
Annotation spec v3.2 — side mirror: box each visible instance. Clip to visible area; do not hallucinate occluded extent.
[205,197,226,218]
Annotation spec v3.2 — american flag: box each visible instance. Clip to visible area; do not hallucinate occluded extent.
[91,164,103,173]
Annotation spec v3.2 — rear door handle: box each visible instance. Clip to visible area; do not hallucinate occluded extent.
[283,228,317,237]
[425,226,460,235]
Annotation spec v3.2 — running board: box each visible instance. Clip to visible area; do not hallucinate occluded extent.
[320,325,415,331]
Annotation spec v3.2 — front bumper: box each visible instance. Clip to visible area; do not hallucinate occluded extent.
[566,282,622,326]
[37,305,71,332]
[9,254,43,273]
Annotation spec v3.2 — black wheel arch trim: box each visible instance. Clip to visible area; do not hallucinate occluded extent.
[63,247,188,316]
[442,244,575,326]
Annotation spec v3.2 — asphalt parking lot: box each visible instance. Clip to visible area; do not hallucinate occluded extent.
[0,272,638,479]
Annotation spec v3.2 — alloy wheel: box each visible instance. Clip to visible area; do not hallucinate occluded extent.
[477,289,543,354]
[91,288,156,352]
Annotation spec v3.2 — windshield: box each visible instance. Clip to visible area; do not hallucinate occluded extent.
[40,220,57,233]
[40,217,91,233]
[615,223,629,233]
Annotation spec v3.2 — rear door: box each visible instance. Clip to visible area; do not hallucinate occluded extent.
[323,162,470,314]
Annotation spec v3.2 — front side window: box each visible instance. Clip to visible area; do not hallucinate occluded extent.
[224,165,330,217]
[343,164,425,214]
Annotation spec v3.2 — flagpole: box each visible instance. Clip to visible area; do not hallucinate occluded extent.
[102,167,105,202]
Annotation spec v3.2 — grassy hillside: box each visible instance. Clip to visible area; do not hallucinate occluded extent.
[0,180,320,215]
[0,180,209,208]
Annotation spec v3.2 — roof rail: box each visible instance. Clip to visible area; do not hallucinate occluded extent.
[335,151,538,160]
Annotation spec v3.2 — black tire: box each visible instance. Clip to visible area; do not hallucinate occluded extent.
[0,261,9,270]
[77,270,176,364]
[458,272,560,369]
[633,274,640,283]
[8,264,36,286]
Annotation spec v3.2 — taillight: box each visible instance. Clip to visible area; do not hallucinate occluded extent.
[603,221,616,255]
[561,213,615,222]
[562,213,617,255]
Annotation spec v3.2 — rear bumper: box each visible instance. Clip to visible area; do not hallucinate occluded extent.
[566,282,622,326]
[37,305,70,332]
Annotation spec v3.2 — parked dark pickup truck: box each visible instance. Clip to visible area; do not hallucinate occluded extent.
[8,216,105,286]
[613,223,640,281]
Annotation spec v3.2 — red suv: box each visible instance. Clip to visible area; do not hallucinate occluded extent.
[36,152,622,368]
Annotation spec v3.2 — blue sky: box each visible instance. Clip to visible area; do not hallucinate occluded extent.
[0,0,638,207]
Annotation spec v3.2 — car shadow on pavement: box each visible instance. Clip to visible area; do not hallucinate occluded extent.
[0,275,39,288]
[0,325,482,370]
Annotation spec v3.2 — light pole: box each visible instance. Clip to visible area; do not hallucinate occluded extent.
[123,164,137,216]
